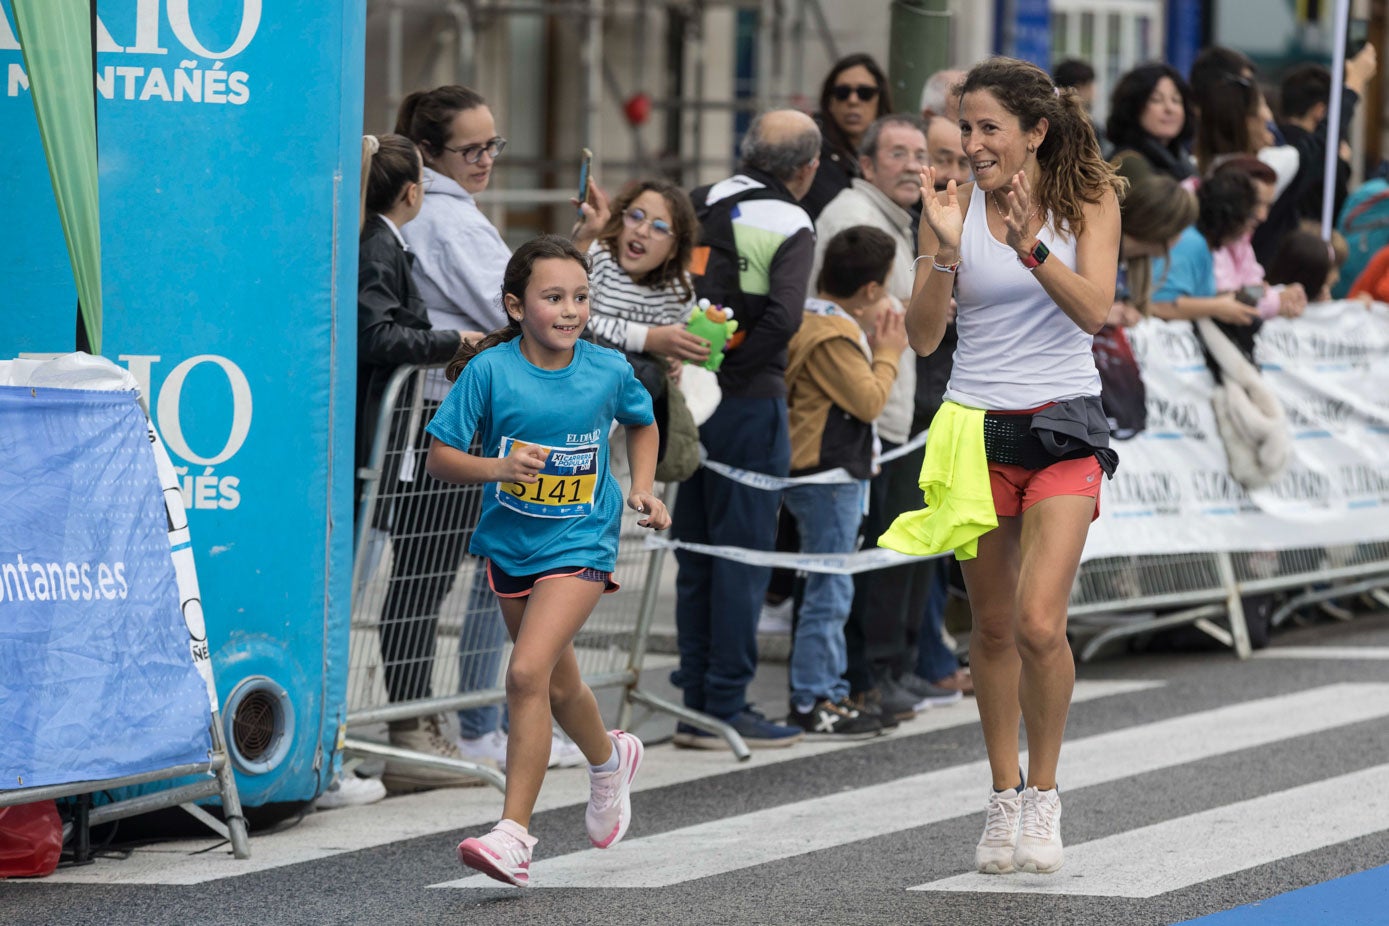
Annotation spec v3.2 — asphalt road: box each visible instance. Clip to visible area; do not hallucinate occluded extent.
[5,611,1389,926]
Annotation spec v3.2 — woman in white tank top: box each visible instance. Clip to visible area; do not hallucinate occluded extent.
[904,58,1125,877]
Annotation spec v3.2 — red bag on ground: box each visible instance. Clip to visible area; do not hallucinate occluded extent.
[0,801,63,878]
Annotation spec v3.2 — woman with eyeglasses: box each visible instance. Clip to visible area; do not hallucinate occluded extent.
[801,53,895,222]
[395,84,512,337]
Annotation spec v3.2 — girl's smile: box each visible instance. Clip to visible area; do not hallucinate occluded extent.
[506,257,591,369]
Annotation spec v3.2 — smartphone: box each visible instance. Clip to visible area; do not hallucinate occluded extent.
[576,147,593,216]
[1348,18,1369,58]
[1235,284,1263,307]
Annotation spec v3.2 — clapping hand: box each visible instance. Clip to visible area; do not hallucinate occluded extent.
[918,166,963,254]
[1001,170,1037,256]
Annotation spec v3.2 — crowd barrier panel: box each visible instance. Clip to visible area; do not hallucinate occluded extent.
[347,304,1389,779]
[0,361,248,859]
[343,365,752,786]
[645,307,1389,663]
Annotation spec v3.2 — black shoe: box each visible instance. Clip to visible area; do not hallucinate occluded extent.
[788,698,883,739]
[848,690,901,730]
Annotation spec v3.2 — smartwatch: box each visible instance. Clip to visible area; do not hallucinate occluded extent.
[1020,239,1050,270]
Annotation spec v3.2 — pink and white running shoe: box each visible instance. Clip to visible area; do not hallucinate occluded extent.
[585,730,644,848]
[457,819,537,887]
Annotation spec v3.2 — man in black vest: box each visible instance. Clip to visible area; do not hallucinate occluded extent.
[671,110,819,748]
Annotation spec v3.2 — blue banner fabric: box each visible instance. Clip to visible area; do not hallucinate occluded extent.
[0,386,212,790]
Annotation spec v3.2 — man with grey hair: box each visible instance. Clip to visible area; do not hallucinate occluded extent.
[808,115,964,722]
[919,68,965,121]
[671,109,820,749]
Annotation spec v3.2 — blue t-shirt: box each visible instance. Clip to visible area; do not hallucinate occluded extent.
[1150,225,1216,302]
[425,337,654,575]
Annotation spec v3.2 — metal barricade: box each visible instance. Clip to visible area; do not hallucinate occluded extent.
[1068,541,1389,661]
[342,364,743,790]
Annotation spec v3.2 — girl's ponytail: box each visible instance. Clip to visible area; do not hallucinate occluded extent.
[363,134,423,221]
[445,323,522,381]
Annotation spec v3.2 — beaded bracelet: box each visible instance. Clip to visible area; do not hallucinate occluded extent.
[912,255,961,273]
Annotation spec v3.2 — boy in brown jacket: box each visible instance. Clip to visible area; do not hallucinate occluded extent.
[783,225,908,738]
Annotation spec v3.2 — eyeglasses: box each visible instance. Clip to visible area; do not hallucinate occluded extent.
[416,176,433,192]
[622,208,674,239]
[831,83,879,103]
[441,136,507,164]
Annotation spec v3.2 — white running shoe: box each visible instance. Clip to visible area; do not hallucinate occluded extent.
[549,728,588,769]
[456,730,509,768]
[457,819,537,887]
[585,730,644,848]
[975,787,1023,874]
[314,772,387,810]
[1013,786,1064,873]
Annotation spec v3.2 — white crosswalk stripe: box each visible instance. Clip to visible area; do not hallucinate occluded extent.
[433,683,1389,891]
[1252,645,1389,660]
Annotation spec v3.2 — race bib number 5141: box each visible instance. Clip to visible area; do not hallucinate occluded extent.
[497,436,599,519]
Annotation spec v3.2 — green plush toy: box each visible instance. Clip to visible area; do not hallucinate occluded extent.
[685,299,738,371]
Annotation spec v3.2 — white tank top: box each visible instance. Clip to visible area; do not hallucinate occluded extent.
[945,183,1100,410]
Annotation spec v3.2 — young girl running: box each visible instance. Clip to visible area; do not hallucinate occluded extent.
[425,234,670,887]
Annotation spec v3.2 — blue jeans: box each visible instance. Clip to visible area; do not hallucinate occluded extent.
[671,396,790,718]
[915,561,957,682]
[457,559,509,738]
[783,480,865,710]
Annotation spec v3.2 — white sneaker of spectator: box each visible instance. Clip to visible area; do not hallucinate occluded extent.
[456,729,509,768]
[315,772,387,810]
[757,597,794,635]
[458,727,590,770]
[549,728,588,768]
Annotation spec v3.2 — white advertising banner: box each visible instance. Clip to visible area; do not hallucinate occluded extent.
[1084,301,1389,560]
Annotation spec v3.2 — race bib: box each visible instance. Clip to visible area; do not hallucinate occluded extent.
[496,436,599,519]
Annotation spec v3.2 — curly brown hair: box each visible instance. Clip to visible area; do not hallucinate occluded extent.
[960,57,1126,238]
[595,179,698,301]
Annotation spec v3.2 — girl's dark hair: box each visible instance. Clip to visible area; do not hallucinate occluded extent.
[596,179,699,299]
[818,53,894,154]
[394,85,487,160]
[960,57,1125,238]
[1211,154,1277,186]
[445,235,590,380]
[1194,74,1263,175]
[363,134,421,219]
[1196,167,1257,248]
[1121,176,1198,312]
[1267,228,1333,297]
[817,226,896,298]
[1105,63,1195,151]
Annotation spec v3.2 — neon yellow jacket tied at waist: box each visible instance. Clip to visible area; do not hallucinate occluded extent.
[877,401,997,560]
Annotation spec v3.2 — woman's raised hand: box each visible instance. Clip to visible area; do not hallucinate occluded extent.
[918,166,963,254]
[1002,170,1035,256]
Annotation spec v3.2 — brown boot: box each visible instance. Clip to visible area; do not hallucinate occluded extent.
[381,715,487,792]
